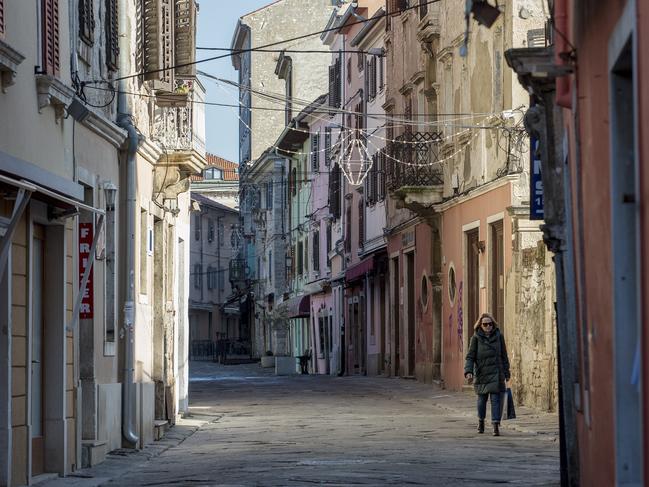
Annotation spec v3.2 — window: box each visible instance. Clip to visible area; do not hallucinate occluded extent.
[291,167,297,196]
[329,164,341,219]
[379,54,385,91]
[266,181,273,209]
[79,0,94,45]
[368,56,378,100]
[204,167,223,180]
[378,151,386,201]
[207,266,216,290]
[345,203,352,253]
[324,127,332,166]
[419,0,428,19]
[346,57,352,84]
[207,219,215,242]
[105,0,119,70]
[313,230,320,272]
[297,242,303,276]
[194,264,202,289]
[358,198,365,246]
[326,223,332,268]
[328,56,342,112]
[268,251,272,283]
[194,213,200,241]
[41,0,61,76]
[140,209,148,292]
[357,52,365,72]
[0,0,5,37]
[311,133,319,171]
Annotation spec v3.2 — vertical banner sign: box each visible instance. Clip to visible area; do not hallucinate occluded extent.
[79,222,94,319]
[530,135,544,220]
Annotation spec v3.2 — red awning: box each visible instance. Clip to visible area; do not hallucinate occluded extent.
[345,256,374,283]
[278,294,311,318]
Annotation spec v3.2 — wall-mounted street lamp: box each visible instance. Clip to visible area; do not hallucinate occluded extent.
[103,181,117,211]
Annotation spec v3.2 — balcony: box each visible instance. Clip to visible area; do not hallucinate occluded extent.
[229,259,250,289]
[151,78,207,174]
[386,131,445,212]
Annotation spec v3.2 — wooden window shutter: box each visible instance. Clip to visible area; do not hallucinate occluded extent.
[311,133,319,171]
[0,0,5,38]
[324,127,331,166]
[328,64,336,112]
[358,199,365,245]
[105,0,119,70]
[79,0,94,45]
[174,0,196,77]
[142,0,174,89]
[313,230,320,272]
[334,57,341,108]
[42,0,60,76]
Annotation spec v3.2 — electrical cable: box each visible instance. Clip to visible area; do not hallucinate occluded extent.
[85,0,442,84]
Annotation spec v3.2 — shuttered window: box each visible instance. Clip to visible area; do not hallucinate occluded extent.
[0,0,5,38]
[358,198,365,246]
[311,133,319,171]
[312,230,320,272]
[143,0,174,90]
[329,56,342,111]
[79,0,94,45]
[106,0,119,70]
[345,203,352,253]
[174,0,196,77]
[378,151,386,201]
[330,164,341,219]
[42,0,60,76]
[324,127,332,166]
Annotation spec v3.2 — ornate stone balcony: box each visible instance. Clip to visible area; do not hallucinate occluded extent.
[151,78,207,174]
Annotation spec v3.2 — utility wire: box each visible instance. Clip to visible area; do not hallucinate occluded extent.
[196,47,380,55]
[88,0,442,84]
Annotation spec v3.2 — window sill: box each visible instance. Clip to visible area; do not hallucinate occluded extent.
[0,39,26,93]
[35,74,75,121]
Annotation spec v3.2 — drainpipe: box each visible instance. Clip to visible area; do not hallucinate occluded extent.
[117,0,139,447]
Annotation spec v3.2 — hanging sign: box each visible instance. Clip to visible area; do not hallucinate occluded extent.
[530,136,544,220]
[79,222,94,319]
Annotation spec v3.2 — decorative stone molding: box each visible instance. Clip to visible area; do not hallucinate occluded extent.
[0,39,25,92]
[80,106,127,148]
[35,75,75,121]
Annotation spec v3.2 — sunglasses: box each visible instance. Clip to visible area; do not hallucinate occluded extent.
[481,321,494,326]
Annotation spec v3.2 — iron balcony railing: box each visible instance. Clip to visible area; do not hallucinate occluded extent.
[229,258,250,286]
[386,131,444,192]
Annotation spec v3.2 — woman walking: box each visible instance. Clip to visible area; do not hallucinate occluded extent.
[464,313,511,436]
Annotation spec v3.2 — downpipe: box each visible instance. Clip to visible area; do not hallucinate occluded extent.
[117,0,139,447]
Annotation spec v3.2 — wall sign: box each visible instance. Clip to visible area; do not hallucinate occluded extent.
[530,135,544,220]
[79,222,94,319]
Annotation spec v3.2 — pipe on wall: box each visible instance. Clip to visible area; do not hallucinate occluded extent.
[117,0,139,447]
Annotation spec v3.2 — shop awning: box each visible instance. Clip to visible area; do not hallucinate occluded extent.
[277,294,311,318]
[345,256,375,283]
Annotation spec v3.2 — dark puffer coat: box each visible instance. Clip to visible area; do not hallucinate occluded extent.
[464,327,511,395]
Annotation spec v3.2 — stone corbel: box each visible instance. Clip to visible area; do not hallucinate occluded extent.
[0,39,26,92]
[35,75,75,121]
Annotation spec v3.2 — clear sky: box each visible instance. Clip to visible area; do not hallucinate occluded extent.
[197,0,273,164]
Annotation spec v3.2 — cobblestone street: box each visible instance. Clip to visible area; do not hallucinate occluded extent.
[45,362,560,486]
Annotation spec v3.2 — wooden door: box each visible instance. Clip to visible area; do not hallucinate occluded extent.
[406,252,416,376]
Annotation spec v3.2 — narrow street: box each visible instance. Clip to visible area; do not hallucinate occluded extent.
[78,362,559,486]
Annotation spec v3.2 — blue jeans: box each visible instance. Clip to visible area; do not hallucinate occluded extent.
[477,393,502,423]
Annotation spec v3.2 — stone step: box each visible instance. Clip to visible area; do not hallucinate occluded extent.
[81,440,107,468]
[154,420,169,441]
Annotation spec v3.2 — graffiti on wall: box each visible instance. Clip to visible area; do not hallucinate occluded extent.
[457,281,464,352]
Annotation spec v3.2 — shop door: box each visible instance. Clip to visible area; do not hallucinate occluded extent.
[379,279,386,374]
[392,257,400,376]
[31,226,44,476]
[466,229,480,349]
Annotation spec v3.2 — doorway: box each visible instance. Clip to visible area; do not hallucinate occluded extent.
[31,225,44,476]
[379,278,386,374]
[490,221,504,328]
[405,252,416,376]
[609,21,642,484]
[391,256,400,376]
[466,228,480,349]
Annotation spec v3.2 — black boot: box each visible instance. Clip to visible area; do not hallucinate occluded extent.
[478,420,485,434]
[493,423,500,436]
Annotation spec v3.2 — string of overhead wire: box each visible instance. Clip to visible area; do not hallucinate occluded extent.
[84,0,443,85]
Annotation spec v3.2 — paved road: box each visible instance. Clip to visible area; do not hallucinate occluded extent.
[102,361,559,486]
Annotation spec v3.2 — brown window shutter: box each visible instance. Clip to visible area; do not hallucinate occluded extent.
[79,0,94,45]
[42,0,60,76]
[105,0,119,70]
[358,199,365,245]
[174,0,196,77]
[143,0,174,90]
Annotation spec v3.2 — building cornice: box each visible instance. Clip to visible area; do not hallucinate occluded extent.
[79,105,128,148]
[0,39,25,92]
[432,175,517,212]
[137,137,164,165]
